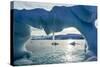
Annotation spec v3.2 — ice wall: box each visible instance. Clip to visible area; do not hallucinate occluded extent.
[11,5,97,63]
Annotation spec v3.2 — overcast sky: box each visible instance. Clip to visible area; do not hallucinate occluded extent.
[12,1,75,11]
[31,27,81,36]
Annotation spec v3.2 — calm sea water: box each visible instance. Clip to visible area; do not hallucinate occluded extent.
[25,39,87,64]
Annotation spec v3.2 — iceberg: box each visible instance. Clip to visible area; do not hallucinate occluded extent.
[11,4,97,65]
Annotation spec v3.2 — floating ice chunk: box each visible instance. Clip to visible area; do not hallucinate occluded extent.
[14,58,33,66]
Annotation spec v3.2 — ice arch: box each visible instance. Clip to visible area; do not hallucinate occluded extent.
[12,5,97,63]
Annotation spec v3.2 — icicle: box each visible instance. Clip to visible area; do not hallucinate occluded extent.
[52,32,55,40]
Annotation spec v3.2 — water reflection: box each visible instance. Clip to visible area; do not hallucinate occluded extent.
[26,39,87,64]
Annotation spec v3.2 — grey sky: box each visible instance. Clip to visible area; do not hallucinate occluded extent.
[13,1,75,11]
